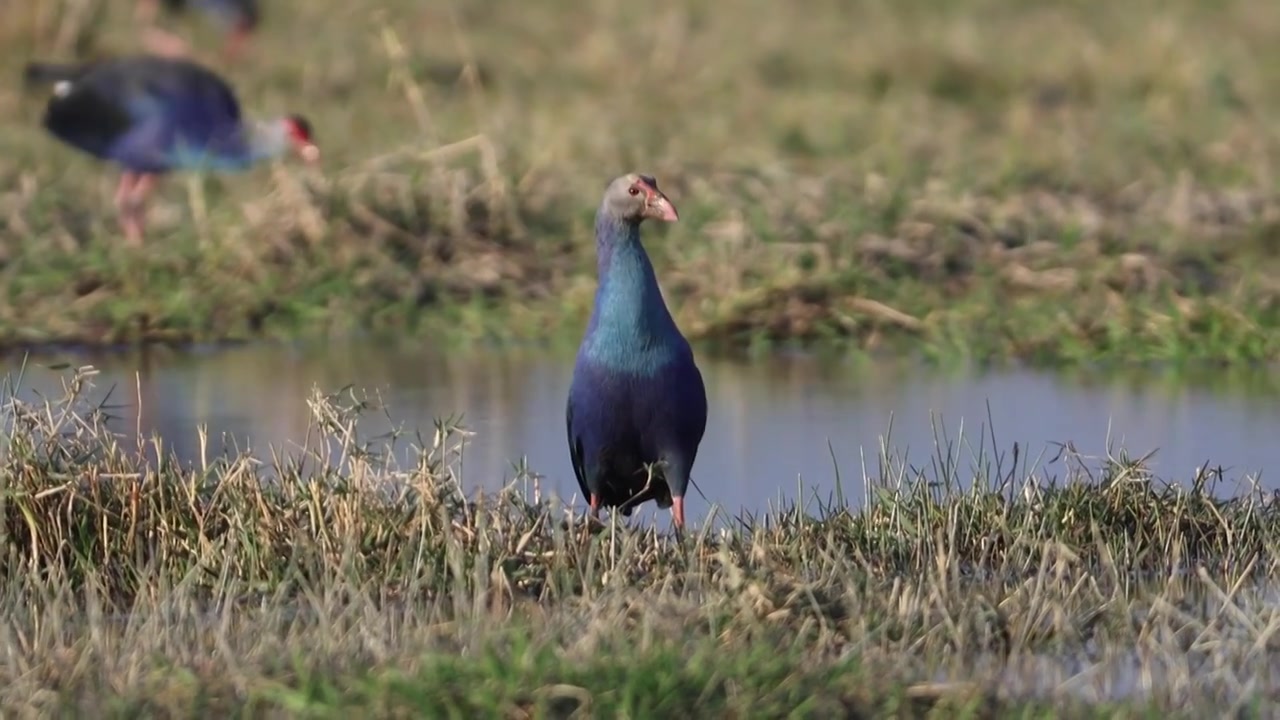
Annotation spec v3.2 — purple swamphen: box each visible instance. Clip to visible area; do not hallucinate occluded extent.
[135,0,259,62]
[23,54,318,245]
[566,173,708,531]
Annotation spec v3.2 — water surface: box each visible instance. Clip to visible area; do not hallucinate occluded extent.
[4,343,1279,525]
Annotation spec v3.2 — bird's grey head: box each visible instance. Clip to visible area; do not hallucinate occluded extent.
[601,173,679,225]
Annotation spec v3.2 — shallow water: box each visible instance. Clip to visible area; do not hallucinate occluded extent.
[4,342,1280,526]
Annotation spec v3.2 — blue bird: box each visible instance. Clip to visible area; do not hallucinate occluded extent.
[23,54,318,245]
[566,173,708,530]
[135,0,260,62]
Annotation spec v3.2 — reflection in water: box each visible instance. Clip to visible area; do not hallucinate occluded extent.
[4,343,1280,526]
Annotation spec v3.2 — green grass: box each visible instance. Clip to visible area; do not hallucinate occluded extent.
[0,365,1278,716]
[3,0,1280,362]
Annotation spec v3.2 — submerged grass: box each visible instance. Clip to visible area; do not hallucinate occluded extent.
[0,365,1277,716]
[3,1,1280,361]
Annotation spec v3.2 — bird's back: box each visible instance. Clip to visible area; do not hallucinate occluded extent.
[31,56,244,171]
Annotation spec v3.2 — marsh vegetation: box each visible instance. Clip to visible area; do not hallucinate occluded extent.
[0,366,1273,716]
[3,0,1280,715]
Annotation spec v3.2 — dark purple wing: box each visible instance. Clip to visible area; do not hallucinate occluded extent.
[37,55,244,171]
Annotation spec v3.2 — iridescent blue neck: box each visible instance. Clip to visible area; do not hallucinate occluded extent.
[171,119,287,172]
[582,211,681,367]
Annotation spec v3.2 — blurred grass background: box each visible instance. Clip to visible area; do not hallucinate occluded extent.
[2,0,1280,361]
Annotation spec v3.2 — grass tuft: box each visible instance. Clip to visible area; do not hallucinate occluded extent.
[0,366,1276,714]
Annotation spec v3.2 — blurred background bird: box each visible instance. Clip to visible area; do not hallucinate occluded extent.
[22,53,317,245]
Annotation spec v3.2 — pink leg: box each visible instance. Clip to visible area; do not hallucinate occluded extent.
[577,493,602,542]
[114,172,137,211]
[671,496,685,531]
[116,173,157,247]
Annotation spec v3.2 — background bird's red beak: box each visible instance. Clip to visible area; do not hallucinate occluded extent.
[298,144,321,165]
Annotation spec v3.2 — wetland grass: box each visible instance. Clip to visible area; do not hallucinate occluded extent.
[0,366,1277,716]
[3,0,1280,362]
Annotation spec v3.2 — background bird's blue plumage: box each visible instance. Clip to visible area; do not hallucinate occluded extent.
[23,53,311,244]
[38,56,252,173]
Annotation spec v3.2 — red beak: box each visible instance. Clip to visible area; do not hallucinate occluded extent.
[646,192,679,222]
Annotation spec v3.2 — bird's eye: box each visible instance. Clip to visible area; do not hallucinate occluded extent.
[628,186,640,196]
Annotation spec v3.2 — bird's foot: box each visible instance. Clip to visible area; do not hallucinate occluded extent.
[578,497,609,542]
[575,515,607,545]
[119,215,146,247]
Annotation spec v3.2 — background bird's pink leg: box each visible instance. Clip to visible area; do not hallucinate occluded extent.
[115,173,157,247]
[113,172,137,214]
[671,496,685,530]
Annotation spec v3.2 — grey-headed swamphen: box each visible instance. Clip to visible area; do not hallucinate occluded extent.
[23,54,318,245]
[135,0,260,61]
[566,173,708,531]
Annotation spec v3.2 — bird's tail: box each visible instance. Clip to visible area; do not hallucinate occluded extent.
[22,62,89,89]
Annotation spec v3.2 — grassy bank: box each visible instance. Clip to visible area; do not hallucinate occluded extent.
[0,366,1275,716]
[3,1,1280,362]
